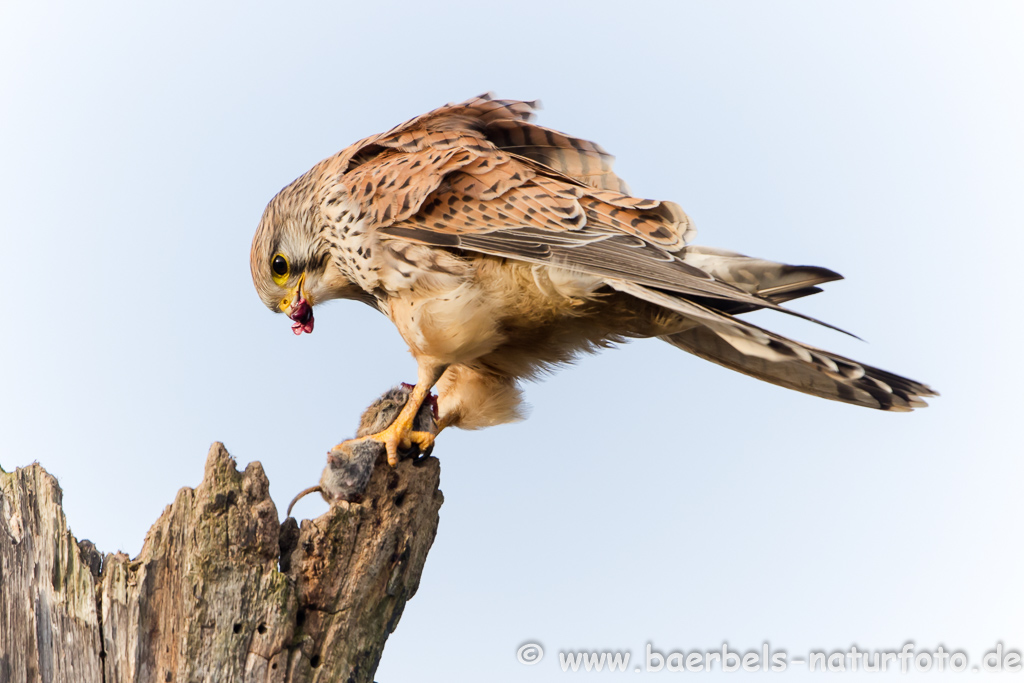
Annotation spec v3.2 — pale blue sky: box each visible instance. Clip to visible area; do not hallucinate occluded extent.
[1,1,1021,680]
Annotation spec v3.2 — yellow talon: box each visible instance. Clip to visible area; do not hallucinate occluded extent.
[365,422,435,466]
[331,370,447,468]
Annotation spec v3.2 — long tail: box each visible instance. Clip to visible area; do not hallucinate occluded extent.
[606,250,937,411]
[660,324,935,411]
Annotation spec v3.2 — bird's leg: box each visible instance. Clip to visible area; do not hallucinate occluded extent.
[431,412,456,438]
[347,362,448,467]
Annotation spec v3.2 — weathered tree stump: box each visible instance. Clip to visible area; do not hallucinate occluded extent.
[0,459,103,683]
[0,443,443,683]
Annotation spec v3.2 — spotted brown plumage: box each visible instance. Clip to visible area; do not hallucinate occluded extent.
[251,94,937,464]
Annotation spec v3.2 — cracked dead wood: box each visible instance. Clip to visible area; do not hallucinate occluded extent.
[0,443,443,683]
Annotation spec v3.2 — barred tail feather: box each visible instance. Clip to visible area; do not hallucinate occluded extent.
[605,278,937,412]
[661,325,936,412]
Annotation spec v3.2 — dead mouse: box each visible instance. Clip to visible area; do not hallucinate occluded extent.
[286,385,437,517]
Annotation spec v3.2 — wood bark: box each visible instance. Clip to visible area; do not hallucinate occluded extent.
[0,442,443,683]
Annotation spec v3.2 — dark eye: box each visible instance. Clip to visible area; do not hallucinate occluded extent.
[271,254,288,277]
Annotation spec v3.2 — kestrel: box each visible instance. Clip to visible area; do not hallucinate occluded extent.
[251,94,936,463]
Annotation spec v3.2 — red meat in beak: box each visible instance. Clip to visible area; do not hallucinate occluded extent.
[289,299,314,335]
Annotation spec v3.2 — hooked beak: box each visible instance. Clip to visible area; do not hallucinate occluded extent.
[279,273,315,335]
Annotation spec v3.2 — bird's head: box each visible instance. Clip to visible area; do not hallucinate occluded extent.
[250,185,333,335]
